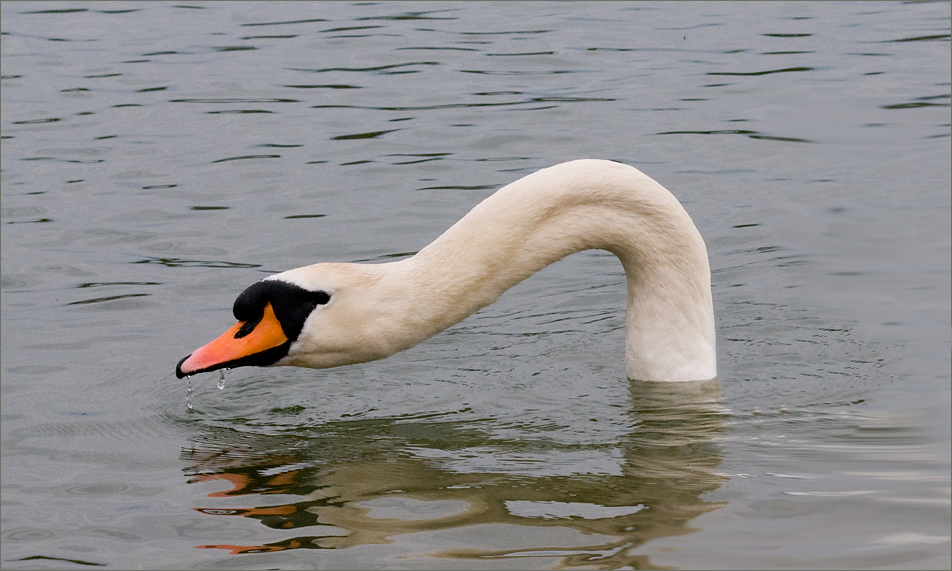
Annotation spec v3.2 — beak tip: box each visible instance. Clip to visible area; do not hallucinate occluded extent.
[175,354,192,379]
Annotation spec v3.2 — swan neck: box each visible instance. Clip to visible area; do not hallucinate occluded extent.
[388,160,716,381]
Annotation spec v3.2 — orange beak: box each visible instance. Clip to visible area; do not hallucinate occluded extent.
[176,302,289,378]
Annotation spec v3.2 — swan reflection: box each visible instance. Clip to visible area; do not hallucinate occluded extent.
[182,379,728,567]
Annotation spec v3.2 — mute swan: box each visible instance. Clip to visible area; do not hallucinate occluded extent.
[176,159,716,382]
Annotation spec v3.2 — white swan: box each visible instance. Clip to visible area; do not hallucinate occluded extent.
[176,159,716,382]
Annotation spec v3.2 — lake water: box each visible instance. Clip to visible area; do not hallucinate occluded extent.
[1,2,949,569]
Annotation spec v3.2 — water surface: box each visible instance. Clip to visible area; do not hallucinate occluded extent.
[1,2,949,569]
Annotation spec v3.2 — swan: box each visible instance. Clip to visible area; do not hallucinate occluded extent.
[175,159,716,382]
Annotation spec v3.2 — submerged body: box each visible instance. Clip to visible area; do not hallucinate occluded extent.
[176,159,716,382]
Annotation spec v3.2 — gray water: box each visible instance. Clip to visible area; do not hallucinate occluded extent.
[1,2,949,569]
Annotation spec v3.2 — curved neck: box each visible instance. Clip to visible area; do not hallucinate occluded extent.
[386,160,716,382]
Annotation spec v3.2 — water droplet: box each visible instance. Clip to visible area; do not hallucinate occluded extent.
[218,369,225,390]
[186,377,194,410]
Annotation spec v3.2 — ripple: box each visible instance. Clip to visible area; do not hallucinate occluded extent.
[656,129,814,143]
[66,293,150,305]
[357,10,458,22]
[6,217,53,224]
[505,500,645,520]
[206,109,275,115]
[20,8,87,14]
[11,117,60,124]
[283,84,362,89]
[312,95,613,113]
[6,365,68,375]
[211,154,281,163]
[707,66,815,76]
[242,34,298,40]
[331,129,400,140]
[241,18,328,27]
[885,33,951,43]
[289,62,439,74]
[3,528,56,541]
[169,98,299,104]
[65,483,135,496]
[131,256,260,269]
[487,51,556,57]
[17,556,105,566]
[881,101,950,110]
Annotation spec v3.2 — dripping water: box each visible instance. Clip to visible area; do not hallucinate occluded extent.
[186,376,193,410]
[218,369,225,390]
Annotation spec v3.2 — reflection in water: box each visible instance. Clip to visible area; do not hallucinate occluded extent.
[182,380,728,568]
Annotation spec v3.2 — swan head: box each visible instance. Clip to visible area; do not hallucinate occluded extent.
[175,263,404,378]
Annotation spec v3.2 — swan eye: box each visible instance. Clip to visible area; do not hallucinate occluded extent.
[235,319,258,339]
[231,280,330,343]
